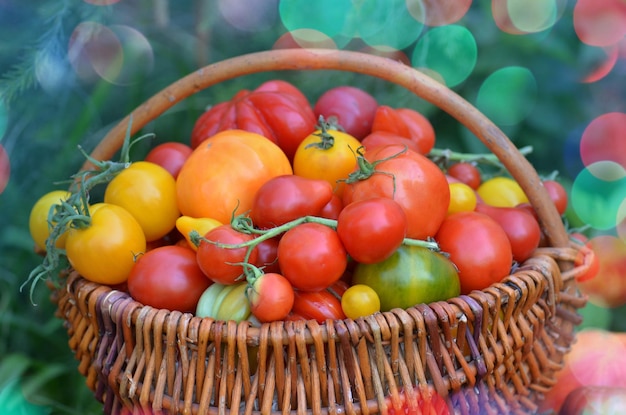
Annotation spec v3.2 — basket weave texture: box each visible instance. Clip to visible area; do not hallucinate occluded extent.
[53,49,591,415]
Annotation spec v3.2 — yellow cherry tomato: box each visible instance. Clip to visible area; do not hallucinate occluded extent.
[104,161,180,241]
[292,126,361,196]
[447,182,477,215]
[477,176,529,207]
[341,284,381,319]
[175,215,222,251]
[65,203,146,285]
[29,190,72,251]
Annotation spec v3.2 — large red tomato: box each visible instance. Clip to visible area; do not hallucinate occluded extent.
[435,211,513,294]
[190,80,317,160]
[371,105,436,154]
[176,130,293,224]
[313,85,378,140]
[342,144,450,240]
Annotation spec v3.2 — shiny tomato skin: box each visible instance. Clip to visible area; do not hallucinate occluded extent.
[105,161,180,241]
[477,176,529,207]
[29,190,72,252]
[447,162,482,190]
[318,194,344,220]
[144,142,193,178]
[250,175,333,229]
[543,179,568,215]
[291,289,346,323]
[196,225,259,285]
[360,130,422,153]
[278,223,348,292]
[190,80,316,160]
[475,203,541,263]
[292,127,362,196]
[352,245,460,311]
[127,245,211,313]
[343,144,450,240]
[435,211,513,294]
[254,236,281,274]
[247,272,295,322]
[176,130,293,224]
[371,106,436,154]
[313,86,378,140]
[337,197,407,264]
[65,203,147,285]
[340,284,380,319]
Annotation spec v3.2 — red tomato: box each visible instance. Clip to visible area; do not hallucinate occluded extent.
[196,225,259,285]
[337,198,407,264]
[475,203,541,263]
[0,143,9,195]
[127,245,212,313]
[371,105,436,154]
[318,194,344,220]
[144,141,192,178]
[343,145,450,240]
[277,223,347,291]
[573,237,600,283]
[384,386,450,415]
[447,162,482,190]
[313,85,378,140]
[254,236,281,274]
[360,130,422,153]
[291,289,346,323]
[249,175,333,229]
[247,272,295,322]
[190,80,316,160]
[435,211,513,294]
[543,179,568,215]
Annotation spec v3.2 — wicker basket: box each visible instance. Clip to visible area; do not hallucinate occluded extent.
[54,49,592,415]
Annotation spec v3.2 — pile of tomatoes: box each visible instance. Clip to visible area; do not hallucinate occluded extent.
[29,80,575,326]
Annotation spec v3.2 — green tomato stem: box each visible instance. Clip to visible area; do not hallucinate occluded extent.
[428,146,533,168]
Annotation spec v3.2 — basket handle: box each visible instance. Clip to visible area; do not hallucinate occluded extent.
[83,48,568,249]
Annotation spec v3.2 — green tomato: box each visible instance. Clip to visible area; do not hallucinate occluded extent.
[196,282,251,322]
[352,245,460,312]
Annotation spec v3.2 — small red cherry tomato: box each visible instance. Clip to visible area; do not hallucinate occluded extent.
[447,162,482,190]
[196,225,258,285]
[543,179,568,215]
[278,222,347,291]
[144,142,193,178]
[247,272,295,322]
[337,198,407,264]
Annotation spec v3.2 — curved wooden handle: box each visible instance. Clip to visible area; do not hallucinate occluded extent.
[85,48,567,248]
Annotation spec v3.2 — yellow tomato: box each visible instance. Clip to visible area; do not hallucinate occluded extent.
[477,176,529,207]
[447,182,477,215]
[65,203,146,285]
[104,161,180,241]
[29,190,72,251]
[175,215,222,251]
[292,127,361,196]
[341,284,381,319]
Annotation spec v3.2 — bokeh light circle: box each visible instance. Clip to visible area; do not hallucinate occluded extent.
[580,112,626,170]
[0,100,7,140]
[279,0,352,40]
[68,22,153,85]
[83,0,121,5]
[352,0,424,50]
[571,162,626,230]
[476,66,537,126]
[407,0,472,27]
[35,50,68,93]
[273,30,337,50]
[581,45,619,83]
[492,0,567,35]
[578,236,626,308]
[0,143,9,195]
[218,0,276,32]
[411,25,477,87]
[574,0,626,47]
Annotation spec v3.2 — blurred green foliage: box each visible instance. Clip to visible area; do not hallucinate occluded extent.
[0,0,623,413]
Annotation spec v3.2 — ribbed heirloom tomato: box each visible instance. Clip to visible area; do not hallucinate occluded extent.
[176,130,293,224]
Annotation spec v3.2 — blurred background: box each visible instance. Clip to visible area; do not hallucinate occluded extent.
[0,0,625,413]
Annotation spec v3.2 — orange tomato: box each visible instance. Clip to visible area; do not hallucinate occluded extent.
[176,130,293,224]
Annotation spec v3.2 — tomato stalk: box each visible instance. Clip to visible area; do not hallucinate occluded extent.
[23,118,152,303]
[305,116,338,150]
[428,145,533,168]
[190,213,440,276]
